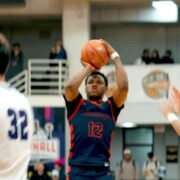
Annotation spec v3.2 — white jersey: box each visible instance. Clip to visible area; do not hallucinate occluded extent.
[0,82,34,180]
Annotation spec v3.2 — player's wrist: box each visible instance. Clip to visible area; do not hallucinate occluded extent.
[111,51,120,61]
[85,64,95,72]
[167,113,179,123]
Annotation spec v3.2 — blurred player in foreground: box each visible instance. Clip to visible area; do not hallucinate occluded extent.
[160,86,180,136]
[63,39,128,179]
[0,33,34,180]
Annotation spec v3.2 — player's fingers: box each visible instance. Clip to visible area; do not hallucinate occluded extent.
[99,39,115,54]
[80,60,96,71]
[172,86,180,98]
[99,39,108,45]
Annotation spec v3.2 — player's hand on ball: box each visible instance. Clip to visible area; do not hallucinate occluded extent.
[81,39,109,69]
[99,39,115,59]
[80,61,96,71]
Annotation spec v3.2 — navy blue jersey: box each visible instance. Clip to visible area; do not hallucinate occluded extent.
[64,94,124,167]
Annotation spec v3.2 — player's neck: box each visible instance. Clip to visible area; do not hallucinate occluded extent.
[88,96,102,102]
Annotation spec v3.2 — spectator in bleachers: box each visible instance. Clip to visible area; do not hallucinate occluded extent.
[161,49,174,64]
[29,161,51,180]
[52,158,65,180]
[150,49,161,64]
[6,42,24,80]
[49,39,67,60]
[135,48,151,65]
[52,169,59,180]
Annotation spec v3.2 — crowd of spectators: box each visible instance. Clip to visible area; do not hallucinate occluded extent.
[5,39,67,81]
[135,48,174,65]
[27,158,65,180]
[4,39,176,81]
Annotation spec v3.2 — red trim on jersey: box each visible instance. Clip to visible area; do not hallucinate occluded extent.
[109,131,115,161]
[69,151,73,158]
[68,98,83,121]
[66,176,70,180]
[67,165,72,174]
[71,133,75,141]
[89,100,102,107]
[108,99,116,124]
[69,124,74,133]
[69,124,75,159]
[71,142,75,148]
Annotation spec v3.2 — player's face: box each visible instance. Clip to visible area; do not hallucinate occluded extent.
[86,75,107,101]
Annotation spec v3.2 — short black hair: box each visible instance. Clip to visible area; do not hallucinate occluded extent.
[148,152,154,159]
[0,42,9,74]
[85,71,108,87]
[143,48,149,54]
[12,42,21,47]
[166,49,172,55]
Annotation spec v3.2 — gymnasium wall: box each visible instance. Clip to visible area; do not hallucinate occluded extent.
[0,0,61,16]
[0,21,62,68]
[1,22,180,67]
[92,23,180,64]
[112,126,180,180]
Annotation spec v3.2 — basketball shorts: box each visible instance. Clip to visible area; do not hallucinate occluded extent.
[67,165,113,180]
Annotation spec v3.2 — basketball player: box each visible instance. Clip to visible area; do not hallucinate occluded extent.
[63,39,128,179]
[0,33,34,180]
[160,86,180,136]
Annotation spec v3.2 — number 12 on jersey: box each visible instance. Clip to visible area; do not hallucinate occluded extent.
[8,109,28,140]
[88,121,103,138]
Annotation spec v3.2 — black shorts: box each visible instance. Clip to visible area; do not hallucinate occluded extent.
[67,165,113,180]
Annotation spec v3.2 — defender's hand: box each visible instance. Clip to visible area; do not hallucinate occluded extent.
[171,86,180,114]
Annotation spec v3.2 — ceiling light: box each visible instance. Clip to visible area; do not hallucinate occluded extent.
[120,122,137,128]
[152,0,178,22]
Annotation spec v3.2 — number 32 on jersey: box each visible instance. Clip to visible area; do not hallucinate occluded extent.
[8,109,28,140]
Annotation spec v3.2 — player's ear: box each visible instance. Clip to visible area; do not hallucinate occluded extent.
[104,86,108,94]
[85,85,88,93]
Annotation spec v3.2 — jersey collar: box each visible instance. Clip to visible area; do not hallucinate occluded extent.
[89,100,102,106]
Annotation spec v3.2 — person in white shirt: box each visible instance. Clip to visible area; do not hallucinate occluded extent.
[143,152,160,180]
[134,49,150,65]
[160,86,180,136]
[118,149,139,180]
[0,33,34,180]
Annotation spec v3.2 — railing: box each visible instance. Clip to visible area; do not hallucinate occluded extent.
[8,59,68,96]
[28,59,68,95]
[8,70,28,95]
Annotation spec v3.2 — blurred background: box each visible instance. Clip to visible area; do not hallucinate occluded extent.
[1,0,180,179]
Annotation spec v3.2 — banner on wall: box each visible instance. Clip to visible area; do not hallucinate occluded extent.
[101,65,180,102]
[166,146,178,163]
[30,120,60,161]
[31,139,59,160]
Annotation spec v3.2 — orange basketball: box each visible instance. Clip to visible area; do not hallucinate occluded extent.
[81,39,109,69]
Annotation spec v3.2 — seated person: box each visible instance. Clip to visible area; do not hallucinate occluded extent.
[161,49,174,64]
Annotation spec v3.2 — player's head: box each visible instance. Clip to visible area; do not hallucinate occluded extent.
[0,33,10,76]
[85,71,108,101]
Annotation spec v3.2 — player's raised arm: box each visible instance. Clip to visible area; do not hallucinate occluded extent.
[160,86,180,136]
[64,62,95,102]
[171,86,180,114]
[100,39,129,107]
